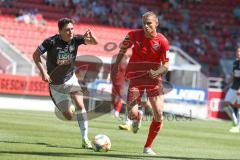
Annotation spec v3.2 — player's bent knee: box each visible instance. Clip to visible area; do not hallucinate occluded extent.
[128,109,140,120]
[154,112,163,122]
[154,116,163,122]
[63,111,73,120]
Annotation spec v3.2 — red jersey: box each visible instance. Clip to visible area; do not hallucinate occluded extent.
[127,29,169,64]
[124,29,169,74]
[122,30,169,99]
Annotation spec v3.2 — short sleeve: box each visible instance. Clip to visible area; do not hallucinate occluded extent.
[128,31,135,43]
[75,34,85,45]
[120,31,134,49]
[161,36,170,62]
[37,38,52,55]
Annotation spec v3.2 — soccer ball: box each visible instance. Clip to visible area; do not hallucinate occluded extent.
[91,134,111,152]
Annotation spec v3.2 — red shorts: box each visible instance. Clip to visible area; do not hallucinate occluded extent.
[112,84,124,96]
[127,77,163,103]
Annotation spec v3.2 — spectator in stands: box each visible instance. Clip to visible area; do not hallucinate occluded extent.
[111,11,169,155]
[32,18,98,148]
[223,45,240,133]
[15,8,46,26]
[15,9,32,24]
[44,0,66,7]
[0,0,14,8]
[172,36,181,48]
[4,0,235,76]
[233,6,240,20]
[33,12,46,26]
[203,19,215,31]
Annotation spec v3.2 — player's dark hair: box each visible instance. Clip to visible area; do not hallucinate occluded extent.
[58,18,74,30]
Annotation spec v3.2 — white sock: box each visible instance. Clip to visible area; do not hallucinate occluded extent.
[238,109,240,128]
[125,117,132,125]
[76,109,88,140]
[224,106,238,126]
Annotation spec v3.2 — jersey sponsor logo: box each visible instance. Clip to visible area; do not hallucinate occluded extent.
[55,45,76,65]
[57,52,73,65]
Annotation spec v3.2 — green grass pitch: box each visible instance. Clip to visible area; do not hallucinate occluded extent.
[0,109,239,160]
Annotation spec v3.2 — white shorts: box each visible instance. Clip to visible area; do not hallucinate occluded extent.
[49,73,82,112]
[224,88,240,105]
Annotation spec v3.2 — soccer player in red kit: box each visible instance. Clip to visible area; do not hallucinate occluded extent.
[111,11,170,155]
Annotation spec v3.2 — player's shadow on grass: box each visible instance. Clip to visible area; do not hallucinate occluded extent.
[0,143,238,160]
[0,151,238,160]
[0,140,84,150]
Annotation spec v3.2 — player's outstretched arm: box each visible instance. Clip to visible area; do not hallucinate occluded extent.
[84,29,98,45]
[33,49,51,83]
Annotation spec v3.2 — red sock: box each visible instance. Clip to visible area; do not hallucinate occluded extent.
[115,99,123,113]
[144,118,162,148]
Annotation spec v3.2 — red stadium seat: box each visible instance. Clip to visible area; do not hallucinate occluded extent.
[1,0,239,76]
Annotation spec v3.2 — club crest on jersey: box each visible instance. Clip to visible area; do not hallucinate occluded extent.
[69,46,75,52]
[153,43,160,51]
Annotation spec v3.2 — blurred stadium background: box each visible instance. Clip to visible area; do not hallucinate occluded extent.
[0,0,240,159]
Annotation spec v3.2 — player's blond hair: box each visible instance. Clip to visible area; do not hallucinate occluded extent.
[142,11,158,23]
